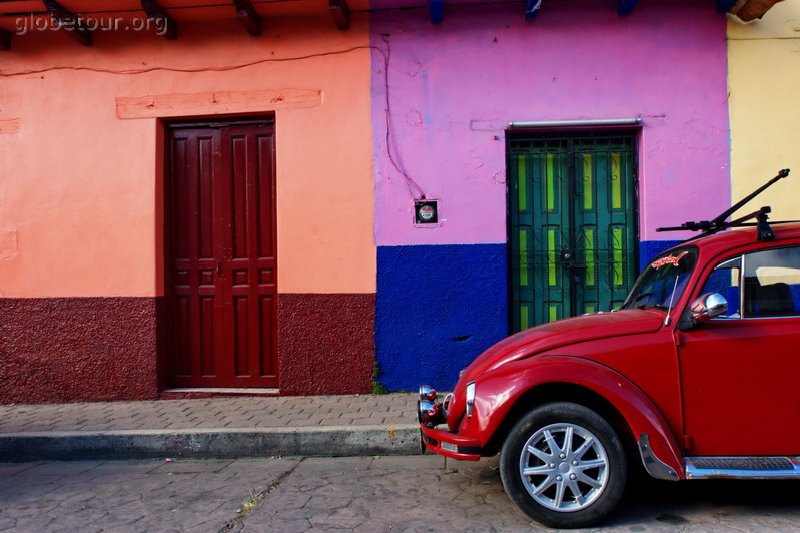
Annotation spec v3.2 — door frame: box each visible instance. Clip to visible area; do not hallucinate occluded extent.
[161,115,278,389]
[505,126,641,333]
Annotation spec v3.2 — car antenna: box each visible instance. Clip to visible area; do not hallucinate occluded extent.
[656,168,790,241]
[663,275,680,327]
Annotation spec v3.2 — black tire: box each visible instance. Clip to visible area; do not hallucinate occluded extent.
[499,402,627,529]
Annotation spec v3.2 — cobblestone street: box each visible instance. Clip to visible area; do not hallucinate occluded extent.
[2,455,800,532]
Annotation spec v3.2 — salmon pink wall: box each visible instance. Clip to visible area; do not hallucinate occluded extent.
[0,15,375,298]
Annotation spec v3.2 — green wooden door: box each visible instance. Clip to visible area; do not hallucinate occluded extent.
[508,133,638,331]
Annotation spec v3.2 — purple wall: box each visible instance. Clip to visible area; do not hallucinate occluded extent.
[370,1,732,391]
[370,1,731,246]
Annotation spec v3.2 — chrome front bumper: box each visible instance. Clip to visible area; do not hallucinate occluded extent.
[420,424,482,460]
[417,385,481,460]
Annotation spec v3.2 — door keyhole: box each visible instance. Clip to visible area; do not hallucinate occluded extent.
[560,249,576,268]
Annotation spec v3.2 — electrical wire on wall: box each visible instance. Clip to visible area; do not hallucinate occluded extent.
[377,34,427,200]
[0,38,428,201]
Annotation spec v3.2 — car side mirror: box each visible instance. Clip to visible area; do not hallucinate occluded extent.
[690,292,728,323]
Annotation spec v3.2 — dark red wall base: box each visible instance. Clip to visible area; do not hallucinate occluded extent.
[0,298,162,404]
[278,294,374,396]
[0,294,375,404]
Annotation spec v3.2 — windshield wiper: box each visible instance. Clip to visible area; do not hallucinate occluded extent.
[637,303,668,311]
[624,292,653,309]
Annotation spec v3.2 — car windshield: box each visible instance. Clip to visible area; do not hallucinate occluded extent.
[621,246,698,311]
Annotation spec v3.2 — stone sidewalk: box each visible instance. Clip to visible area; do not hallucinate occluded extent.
[0,394,421,461]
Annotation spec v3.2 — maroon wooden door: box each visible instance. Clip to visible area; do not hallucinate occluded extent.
[167,121,277,388]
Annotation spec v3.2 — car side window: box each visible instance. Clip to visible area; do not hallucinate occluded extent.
[700,256,742,319]
[743,246,800,318]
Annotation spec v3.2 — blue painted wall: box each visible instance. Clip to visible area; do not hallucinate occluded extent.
[375,239,682,392]
[375,243,509,391]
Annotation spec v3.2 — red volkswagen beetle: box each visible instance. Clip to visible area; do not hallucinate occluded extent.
[419,171,800,528]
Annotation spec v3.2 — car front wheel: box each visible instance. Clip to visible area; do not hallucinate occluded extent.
[499,402,627,529]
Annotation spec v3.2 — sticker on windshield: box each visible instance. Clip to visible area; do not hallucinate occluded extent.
[650,251,689,270]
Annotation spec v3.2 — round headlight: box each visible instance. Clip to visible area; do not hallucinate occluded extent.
[418,400,435,424]
[419,385,438,402]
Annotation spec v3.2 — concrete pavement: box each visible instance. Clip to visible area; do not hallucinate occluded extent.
[3,456,800,532]
[0,394,421,461]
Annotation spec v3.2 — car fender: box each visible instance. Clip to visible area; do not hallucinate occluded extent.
[466,355,684,480]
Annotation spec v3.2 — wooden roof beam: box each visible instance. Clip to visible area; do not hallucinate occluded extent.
[141,0,178,40]
[329,0,350,30]
[430,0,443,24]
[0,29,10,51]
[716,0,739,12]
[42,0,92,46]
[233,0,262,36]
[525,0,542,21]
[617,0,639,16]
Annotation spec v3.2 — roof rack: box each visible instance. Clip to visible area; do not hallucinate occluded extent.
[656,168,791,242]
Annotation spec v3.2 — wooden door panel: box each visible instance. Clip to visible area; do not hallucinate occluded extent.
[233,295,251,377]
[200,295,217,377]
[168,121,277,388]
[170,128,222,384]
[173,295,192,377]
[221,125,277,387]
[258,295,277,378]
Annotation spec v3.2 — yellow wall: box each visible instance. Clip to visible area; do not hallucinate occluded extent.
[728,3,800,217]
[0,16,375,298]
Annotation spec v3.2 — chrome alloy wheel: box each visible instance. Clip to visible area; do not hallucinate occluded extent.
[518,423,609,512]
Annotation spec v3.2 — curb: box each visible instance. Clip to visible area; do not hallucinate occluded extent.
[0,424,422,462]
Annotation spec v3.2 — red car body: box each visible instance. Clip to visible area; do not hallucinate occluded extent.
[420,222,800,483]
